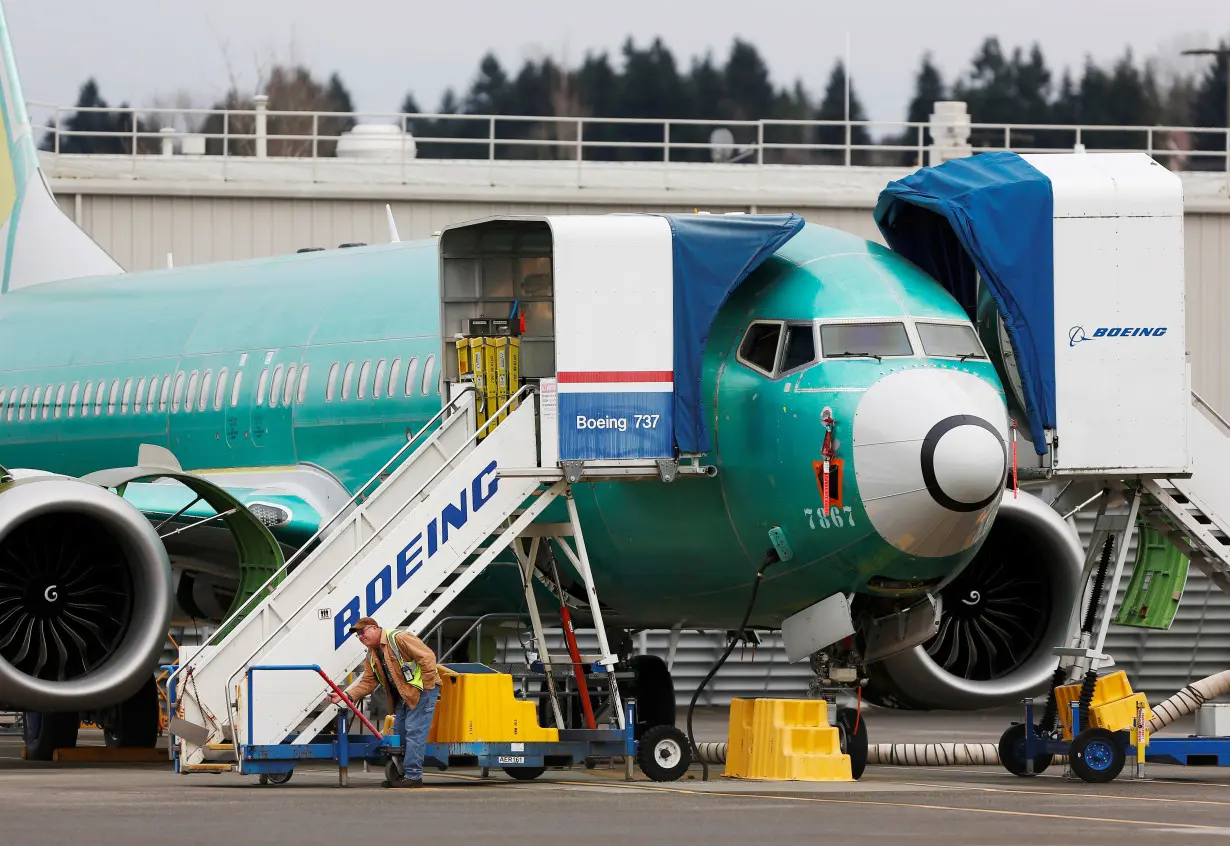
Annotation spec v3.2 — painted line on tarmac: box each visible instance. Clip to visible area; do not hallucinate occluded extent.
[548,778,1228,830]
[891,780,1230,808]
[882,764,1230,792]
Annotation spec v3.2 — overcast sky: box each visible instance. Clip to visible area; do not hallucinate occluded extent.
[9,0,1228,129]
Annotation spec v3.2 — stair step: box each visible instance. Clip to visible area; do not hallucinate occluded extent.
[181,763,234,774]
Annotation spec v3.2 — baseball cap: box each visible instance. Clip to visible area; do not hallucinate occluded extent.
[349,617,380,633]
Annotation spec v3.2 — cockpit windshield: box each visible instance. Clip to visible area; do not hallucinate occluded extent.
[916,322,986,360]
[819,322,913,360]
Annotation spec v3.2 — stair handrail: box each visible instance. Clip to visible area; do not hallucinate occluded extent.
[167,386,475,704]
[219,383,539,748]
[1192,390,1230,439]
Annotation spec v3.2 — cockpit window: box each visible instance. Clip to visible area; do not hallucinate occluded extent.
[780,323,817,373]
[916,322,986,360]
[820,322,913,359]
[738,322,782,375]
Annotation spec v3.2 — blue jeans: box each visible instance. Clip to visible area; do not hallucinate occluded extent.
[393,686,439,781]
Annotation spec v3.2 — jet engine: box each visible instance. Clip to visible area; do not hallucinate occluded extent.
[863,488,1084,710]
[0,474,172,712]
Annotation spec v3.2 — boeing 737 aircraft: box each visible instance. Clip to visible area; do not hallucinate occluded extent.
[0,6,1082,762]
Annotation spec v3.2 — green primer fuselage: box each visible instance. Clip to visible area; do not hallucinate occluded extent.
[0,223,1005,629]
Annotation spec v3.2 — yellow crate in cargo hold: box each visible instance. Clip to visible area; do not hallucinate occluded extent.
[1054,670,1153,740]
[723,698,851,781]
[426,667,559,744]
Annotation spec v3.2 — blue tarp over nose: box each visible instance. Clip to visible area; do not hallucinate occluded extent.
[657,213,805,456]
[872,152,1055,455]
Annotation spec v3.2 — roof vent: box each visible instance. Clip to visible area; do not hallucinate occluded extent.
[335,124,417,160]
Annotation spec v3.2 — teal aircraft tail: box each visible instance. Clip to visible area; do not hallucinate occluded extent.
[0,2,122,293]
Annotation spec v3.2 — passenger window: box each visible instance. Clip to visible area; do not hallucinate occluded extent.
[297,365,310,404]
[780,324,817,374]
[269,365,284,408]
[214,368,229,411]
[94,380,106,416]
[199,370,212,412]
[255,369,268,407]
[373,359,387,399]
[5,388,14,422]
[422,355,436,396]
[0,388,7,420]
[31,386,41,421]
[42,384,52,420]
[326,362,339,401]
[916,322,986,359]
[69,382,79,418]
[160,376,172,412]
[121,378,133,415]
[387,358,401,398]
[357,360,371,400]
[404,357,419,397]
[185,371,199,413]
[54,384,64,419]
[341,361,354,400]
[820,322,913,359]
[81,381,93,418]
[230,370,244,407]
[18,387,28,421]
[106,380,119,415]
[738,322,782,375]
[171,373,185,413]
[134,378,146,413]
[146,376,158,413]
[283,365,297,406]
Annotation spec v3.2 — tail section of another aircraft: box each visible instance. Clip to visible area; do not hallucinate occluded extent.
[0,2,122,293]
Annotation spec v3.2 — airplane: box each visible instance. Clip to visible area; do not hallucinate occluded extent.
[0,4,1083,764]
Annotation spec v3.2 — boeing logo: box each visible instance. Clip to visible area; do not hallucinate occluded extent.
[333,460,500,648]
[1069,325,1168,347]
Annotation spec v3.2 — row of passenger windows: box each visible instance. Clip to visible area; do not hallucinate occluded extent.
[737,319,986,378]
[0,353,439,424]
[323,355,437,402]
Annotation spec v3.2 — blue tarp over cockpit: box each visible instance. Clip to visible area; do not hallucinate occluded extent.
[872,152,1055,455]
[657,213,805,455]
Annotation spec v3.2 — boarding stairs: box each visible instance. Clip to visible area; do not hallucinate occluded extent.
[167,385,623,773]
[1138,392,1230,595]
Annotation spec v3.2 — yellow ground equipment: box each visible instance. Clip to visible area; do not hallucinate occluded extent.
[723,697,852,781]
[454,318,521,439]
[1054,670,1153,740]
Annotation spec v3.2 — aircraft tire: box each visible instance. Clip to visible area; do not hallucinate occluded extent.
[630,654,676,740]
[22,710,79,761]
[101,676,159,748]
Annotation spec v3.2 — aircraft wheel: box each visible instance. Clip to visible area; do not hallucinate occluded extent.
[22,710,79,761]
[101,676,159,748]
[836,707,869,780]
[630,654,676,740]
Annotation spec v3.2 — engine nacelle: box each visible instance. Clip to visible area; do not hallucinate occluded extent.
[0,475,172,711]
[864,488,1083,710]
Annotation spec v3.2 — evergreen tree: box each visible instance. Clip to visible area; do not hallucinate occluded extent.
[815,61,871,164]
[44,78,143,154]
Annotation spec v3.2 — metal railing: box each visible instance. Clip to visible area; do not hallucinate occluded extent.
[27,101,1230,178]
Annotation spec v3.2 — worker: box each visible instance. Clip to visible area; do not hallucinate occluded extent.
[329,616,444,788]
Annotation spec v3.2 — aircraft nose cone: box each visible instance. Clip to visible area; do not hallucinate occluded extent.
[852,368,1008,558]
[921,415,1006,512]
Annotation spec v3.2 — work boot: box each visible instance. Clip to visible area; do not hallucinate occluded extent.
[382,775,422,788]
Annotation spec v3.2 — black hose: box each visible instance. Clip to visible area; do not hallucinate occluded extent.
[1083,535,1115,634]
[686,548,780,781]
[1039,664,1068,733]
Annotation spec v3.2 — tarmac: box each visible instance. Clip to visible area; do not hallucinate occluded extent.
[2,706,1227,845]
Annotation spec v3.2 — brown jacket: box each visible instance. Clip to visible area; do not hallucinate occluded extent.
[343,630,442,711]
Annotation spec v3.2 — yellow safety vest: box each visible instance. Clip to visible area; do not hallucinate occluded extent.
[369,629,424,691]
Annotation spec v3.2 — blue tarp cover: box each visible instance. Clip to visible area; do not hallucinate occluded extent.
[658,213,805,455]
[872,151,1054,455]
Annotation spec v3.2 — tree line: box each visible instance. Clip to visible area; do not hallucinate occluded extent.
[40,35,1230,168]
